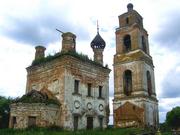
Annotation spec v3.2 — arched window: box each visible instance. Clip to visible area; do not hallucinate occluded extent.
[123,35,131,52]
[126,17,129,24]
[147,71,152,96]
[123,70,132,96]
[142,36,147,53]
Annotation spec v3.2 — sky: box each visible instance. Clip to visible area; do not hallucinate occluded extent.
[0,0,180,124]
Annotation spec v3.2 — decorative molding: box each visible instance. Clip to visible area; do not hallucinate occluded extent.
[74,100,80,109]
[99,104,104,112]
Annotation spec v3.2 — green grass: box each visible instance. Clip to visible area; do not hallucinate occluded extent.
[0,127,141,135]
[0,127,172,135]
[31,51,108,69]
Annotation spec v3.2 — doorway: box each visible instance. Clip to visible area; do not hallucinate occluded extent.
[87,116,93,129]
[28,116,36,127]
[99,117,103,129]
[74,116,78,131]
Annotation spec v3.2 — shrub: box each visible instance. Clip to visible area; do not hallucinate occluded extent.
[0,96,12,128]
[166,106,180,129]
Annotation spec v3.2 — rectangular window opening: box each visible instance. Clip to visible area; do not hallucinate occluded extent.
[74,80,79,94]
[87,83,92,96]
[99,86,102,98]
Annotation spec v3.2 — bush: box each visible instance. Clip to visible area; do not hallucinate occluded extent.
[166,106,180,129]
[0,96,12,128]
[159,122,171,132]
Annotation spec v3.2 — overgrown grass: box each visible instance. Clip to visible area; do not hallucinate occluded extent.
[31,51,106,68]
[0,127,172,135]
[0,127,139,135]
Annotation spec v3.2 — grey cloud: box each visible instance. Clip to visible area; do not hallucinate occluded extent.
[0,7,90,46]
[161,66,180,98]
[158,105,168,113]
[153,12,180,51]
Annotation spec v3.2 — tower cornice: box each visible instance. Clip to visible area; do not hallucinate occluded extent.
[114,49,154,67]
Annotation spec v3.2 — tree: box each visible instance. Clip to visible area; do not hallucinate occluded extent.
[0,96,12,128]
[166,106,180,129]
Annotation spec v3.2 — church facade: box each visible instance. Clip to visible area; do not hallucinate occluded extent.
[113,4,159,128]
[9,31,111,130]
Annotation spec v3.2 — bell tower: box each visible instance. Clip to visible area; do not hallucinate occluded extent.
[113,3,158,128]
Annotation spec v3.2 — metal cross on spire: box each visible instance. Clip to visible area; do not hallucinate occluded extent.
[97,20,99,34]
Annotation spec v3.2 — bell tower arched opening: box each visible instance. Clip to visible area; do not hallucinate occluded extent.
[123,35,131,52]
[142,36,147,53]
[147,71,152,96]
[123,70,132,96]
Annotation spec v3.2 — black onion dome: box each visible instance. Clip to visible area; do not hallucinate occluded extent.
[91,32,106,49]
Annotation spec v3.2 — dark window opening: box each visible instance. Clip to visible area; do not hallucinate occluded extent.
[133,106,136,110]
[123,70,132,96]
[74,80,79,94]
[126,17,129,24]
[123,35,131,52]
[74,116,78,131]
[99,117,103,129]
[73,38,76,49]
[147,71,152,96]
[12,116,16,128]
[87,117,93,129]
[99,86,102,98]
[142,36,147,53]
[87,83,92,96]
[28,116,36,127]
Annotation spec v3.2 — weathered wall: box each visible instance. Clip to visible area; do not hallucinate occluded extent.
[114,102,144,128]
[113,97,158,128]
[116,26,149,55]
[26,55,110,130]
[9,103,60,129]
[63,57,110,130]
[114,52,156,99]
[114,40,158,128]
[26,58,66,104]
[113,49,158,128]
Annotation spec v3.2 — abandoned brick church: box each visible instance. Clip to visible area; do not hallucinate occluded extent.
[9,3,158,130]
[9,27,111,130]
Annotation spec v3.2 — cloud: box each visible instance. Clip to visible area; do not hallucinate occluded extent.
[0,36,34,97]
[159,105,167,113]
[153,12,180,51]
[0,1,90,46]
[158,97,180,122]
[161,64,180,98]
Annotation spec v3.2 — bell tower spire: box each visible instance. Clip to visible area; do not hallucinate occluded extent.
[113,3,159,129]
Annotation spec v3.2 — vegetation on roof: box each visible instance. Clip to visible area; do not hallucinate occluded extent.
[31,51,107,68]
[13,90,60,106]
